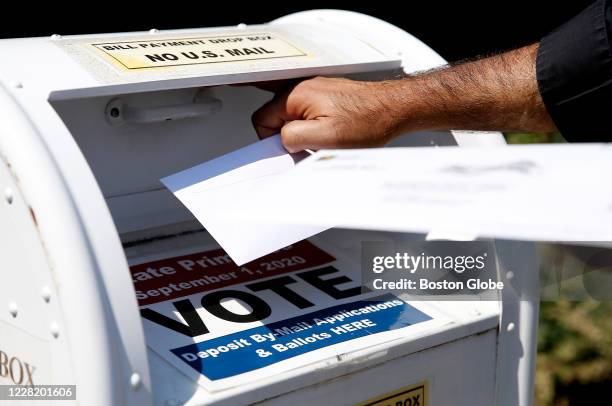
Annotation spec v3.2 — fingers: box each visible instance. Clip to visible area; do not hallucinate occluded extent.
[251,76,352,150]
[251,93,291,139]
[281,119,340,153]
[252,78,320,139]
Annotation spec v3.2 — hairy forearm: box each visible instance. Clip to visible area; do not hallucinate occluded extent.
[251,43,558,151]
[383,43,557,135]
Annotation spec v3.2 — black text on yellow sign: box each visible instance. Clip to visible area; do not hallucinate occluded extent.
[90,33,306,70]
[357,382,427,406]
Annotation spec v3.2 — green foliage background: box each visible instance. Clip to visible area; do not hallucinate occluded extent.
[505,133,612,405]
[536,301,612,405]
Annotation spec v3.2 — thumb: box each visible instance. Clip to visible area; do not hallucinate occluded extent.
[251,91,295,139]
[280,119,338,153]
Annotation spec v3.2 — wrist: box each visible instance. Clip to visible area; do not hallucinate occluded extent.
[372,78,435,139]
[363,80,408,142]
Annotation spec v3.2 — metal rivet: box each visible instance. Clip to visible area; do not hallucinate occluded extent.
[105,99,125,126]
[149,28,159,34]
[4,188,13,204]
[41,286,51,303]
[8,302,17,318]
[506,271,514,280]
[51,34,62,40]
[130,372,141,389]
[237,23,247,29]
[50,322,60,338]
[506,322,515,333]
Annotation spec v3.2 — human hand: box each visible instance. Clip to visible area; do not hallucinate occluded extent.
[251,77,404,152]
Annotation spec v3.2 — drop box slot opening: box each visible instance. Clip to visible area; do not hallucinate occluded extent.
[50,84,275,239]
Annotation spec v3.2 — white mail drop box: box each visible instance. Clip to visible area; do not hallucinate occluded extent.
[0,10,535,406]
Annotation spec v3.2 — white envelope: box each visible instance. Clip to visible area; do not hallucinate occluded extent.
[161,135,331,265]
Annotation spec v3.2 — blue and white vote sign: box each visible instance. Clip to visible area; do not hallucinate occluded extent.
[172,293,430,380]
[131,239,444,390]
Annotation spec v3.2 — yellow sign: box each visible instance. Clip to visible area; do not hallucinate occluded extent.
[356,382,427,406]
[90,33,306,70]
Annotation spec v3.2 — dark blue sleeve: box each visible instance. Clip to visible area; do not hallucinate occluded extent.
[537,0,612,142]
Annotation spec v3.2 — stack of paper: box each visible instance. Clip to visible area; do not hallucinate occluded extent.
[163,139,612,264]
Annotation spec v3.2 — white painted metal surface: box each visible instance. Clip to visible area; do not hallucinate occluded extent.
[0,9,533,406]
[0,82,151,405]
